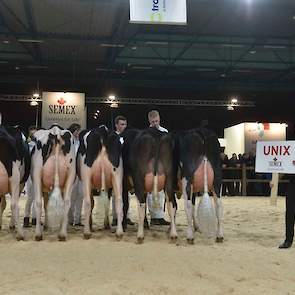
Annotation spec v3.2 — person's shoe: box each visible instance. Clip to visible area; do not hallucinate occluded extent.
[126,218,134,226]
[74,222,84,227]
[112,219,117,226]
[151,218,170,226]
[278,240,293,249]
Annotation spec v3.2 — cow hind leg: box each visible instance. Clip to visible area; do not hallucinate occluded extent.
[0,195,6,229]
[9,170,24,240]
[112,179,123,240]
[24,178,34,227]
[136,199,146,244]
[83,182,92,239]
[213,192,224,242]
[183,178,194,244]
[58,180,74,241]
[103,189,111,230]
[165,192,177,241]
[192,193,201,233]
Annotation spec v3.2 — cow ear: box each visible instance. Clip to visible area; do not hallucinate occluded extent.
[106,133,121,168]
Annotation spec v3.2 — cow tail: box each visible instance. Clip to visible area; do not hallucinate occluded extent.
[53,143,60,188]
[203,156,208,194]
[47,142,64,230]
[153,141,160,208]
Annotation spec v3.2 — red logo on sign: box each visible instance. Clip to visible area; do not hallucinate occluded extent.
[57,97,66,105]
[264,145,290,156]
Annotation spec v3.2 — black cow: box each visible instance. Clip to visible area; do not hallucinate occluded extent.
[122,127,177,243]
[175,127,223,243]
[0,125,30,240]
[77,126,123,239]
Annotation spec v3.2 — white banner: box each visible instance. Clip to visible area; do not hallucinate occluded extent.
[41,92,86,129]
[255,141,295,174]
[129,0,187,25]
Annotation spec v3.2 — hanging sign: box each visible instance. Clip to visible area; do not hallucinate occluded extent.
[129,0,187,25]
[255,141,295,174]
[41,92,86,129]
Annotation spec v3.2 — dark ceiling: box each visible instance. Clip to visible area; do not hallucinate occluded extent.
[0,0,295,133]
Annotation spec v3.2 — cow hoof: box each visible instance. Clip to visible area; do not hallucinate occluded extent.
[137,237,144,244]
[187,238,194,245]
[116,234,123,241]
[83,233,92,240]
[104,223,111,230]
[216,237,224,243]
[35,235,43,241]
[16,235,24,241]
[170,236,178,243]
[23,217,30,228]
[58,235,66,242]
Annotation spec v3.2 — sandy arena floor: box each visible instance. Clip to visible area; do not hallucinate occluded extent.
[0,195,294,295]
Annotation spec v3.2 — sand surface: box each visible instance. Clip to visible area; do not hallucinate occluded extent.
[0,195,294,295]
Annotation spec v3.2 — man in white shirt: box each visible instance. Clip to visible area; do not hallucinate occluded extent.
[112,116,134,226]
[147,110,170,226]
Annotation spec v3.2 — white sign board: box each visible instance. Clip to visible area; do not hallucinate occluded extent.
[42,92,86,129]
[129,0,187,25]
[255,141,295,174]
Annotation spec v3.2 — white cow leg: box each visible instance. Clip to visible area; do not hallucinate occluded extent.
[10,166,24,240]
[83,181,92,239]
[192,194,200,233]
[112,178,123,239]
[24,178,34,220]
[183,178,194,244]
[58,183,73,241]
[213,193,224,242]
[102,190,110,230]
[34,178,43,241]
[137,201,146,244]
[0,195,6,229]
[167,200,178,240]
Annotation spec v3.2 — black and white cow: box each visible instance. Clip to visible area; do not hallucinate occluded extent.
[30,125,76,241]
[0,125,30,240]
[175,127,223,243]
[122,127,177,243]
[77,126,123,239]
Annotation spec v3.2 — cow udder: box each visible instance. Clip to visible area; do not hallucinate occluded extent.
[42,155,68,190]
[192,160,214,193]
[91,156,113,190]
[0,162,9,194]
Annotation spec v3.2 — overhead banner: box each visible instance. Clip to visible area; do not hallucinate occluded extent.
[255,141,295,174]
[129,0,187,25]
[41,92,86,129]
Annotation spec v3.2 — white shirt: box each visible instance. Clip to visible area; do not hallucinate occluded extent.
[158,125,168,133]
[150,125,168,133]
[116,130,124,144]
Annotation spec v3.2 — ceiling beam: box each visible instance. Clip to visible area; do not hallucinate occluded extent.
[23,0,42,62]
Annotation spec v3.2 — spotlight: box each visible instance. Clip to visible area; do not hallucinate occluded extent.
[33,93,40,98]
[109,95,116,101]
[30,101,39,106]
[110,102,119,108]
[231,98,238,104]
